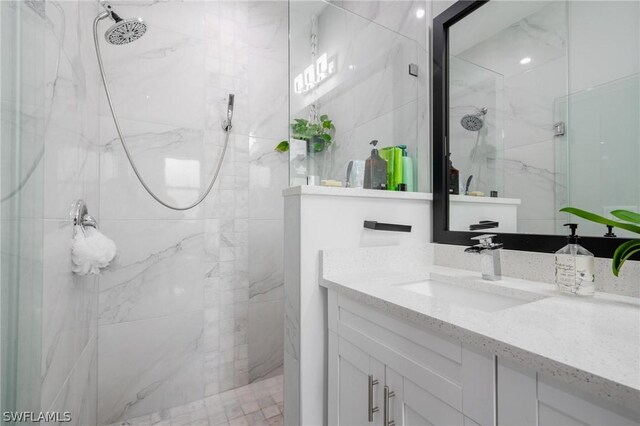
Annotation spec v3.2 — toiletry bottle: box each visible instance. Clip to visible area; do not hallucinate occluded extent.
[380,146,402,191]
[555,223,595,296]
[448,158,459,195]
[363,140,387,190]
[397,145,414,192]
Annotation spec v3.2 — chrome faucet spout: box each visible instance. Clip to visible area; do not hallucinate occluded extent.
[466,234,502,280]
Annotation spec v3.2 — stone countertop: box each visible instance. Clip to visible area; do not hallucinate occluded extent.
[320,250,640,415]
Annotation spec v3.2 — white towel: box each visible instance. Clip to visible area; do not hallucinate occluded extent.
[71,225,117,275]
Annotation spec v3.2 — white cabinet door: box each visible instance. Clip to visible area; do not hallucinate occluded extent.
[338,337,372,426]
[402,377,465,426]
[384,367,404,426]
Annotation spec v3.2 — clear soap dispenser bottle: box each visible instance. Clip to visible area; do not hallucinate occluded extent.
[363,140,387,190]
[555,223,595,296]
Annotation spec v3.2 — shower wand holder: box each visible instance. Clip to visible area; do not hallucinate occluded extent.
[71,200,98,235]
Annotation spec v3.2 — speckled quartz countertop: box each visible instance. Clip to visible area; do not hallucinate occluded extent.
[320,246,640,414]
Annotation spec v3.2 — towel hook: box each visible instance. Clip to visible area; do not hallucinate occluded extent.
[71,199,98,235]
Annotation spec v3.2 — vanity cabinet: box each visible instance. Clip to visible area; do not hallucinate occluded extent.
[328,290,495,426]
[328,289,640,426]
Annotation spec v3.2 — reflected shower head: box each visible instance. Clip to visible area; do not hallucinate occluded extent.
[461,107,487,131]
[101,3,147,45]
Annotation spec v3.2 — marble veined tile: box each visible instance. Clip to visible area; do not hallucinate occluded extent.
[104,1,206,40]
[44,334,97,426]
[248,54,288,141]
[502,139,558,222]
[98,219,206,325]
[43,51,100,220]
[248,1,288,63]
[99,116,219,221]
[97,311,204,425]
[98,27,205,129]
[249,137,288,220]
[248,299,284,382]
[249,220,283,304]
[330,0,428,48]
[41,220,98,410]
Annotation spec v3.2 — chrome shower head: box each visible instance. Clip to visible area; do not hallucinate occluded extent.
[105,18,147,45]
[461,107,487,132]
[101,3,147,45]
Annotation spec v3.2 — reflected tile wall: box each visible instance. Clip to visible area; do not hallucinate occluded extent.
[96,1,288,423]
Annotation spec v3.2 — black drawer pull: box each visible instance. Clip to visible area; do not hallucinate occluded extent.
[469,220,499,231]
[364,221,412,233]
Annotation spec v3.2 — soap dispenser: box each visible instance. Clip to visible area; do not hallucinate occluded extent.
[363,140,387,190]
[397,145,414,192]
[555,223,595,296]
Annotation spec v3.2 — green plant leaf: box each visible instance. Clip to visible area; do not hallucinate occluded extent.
[611,210,640,224]
[319,114,328,122]
[320,134,331,142]
[612,239,640,276]
[274,141,289,153]
[313,142,324,152]
[560,207,640,235]
[322,120,332,129]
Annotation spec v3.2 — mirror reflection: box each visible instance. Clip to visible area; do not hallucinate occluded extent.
[447,1,640,238]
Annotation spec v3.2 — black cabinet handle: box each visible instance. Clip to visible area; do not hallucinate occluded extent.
[469,220,499,231]
[364,221,412,233]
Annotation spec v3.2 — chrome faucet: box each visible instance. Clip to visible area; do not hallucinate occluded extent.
[464,234,503,281]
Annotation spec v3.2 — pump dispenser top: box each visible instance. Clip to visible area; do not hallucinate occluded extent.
[564,223,579,243]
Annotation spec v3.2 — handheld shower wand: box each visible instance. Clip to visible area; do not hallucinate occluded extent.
[223,94,234,132]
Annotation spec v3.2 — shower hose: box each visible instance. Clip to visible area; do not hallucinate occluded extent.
[93,14,231,211]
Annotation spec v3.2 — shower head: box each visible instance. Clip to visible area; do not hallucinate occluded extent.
[105,18,147,45]
[461,107,487,132]
[100,2,147,45]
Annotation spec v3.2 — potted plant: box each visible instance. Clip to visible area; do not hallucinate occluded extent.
[275,114,335,153]
[560,207,640,276]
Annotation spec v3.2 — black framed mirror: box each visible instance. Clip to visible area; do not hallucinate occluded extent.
[432,0,639,258]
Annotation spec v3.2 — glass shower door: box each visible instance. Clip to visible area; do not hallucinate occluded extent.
[1,1,46,420]
[555,74,640,237]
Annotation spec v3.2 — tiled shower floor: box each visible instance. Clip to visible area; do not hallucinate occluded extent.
[108,375,283,426]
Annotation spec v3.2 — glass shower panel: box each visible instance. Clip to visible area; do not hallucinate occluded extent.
[1,1,46,419]
[555,74,640,237]
[288,1,421,188]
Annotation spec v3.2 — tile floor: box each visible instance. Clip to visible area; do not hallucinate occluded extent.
[108,375,283,426]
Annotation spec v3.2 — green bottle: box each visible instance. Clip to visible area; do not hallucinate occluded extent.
[380,146,403,191]
[397,145,414,192]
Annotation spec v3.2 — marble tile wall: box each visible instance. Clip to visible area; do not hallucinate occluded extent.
[290,0,430,191]
[38,0,101,423]
[95,1,288,424]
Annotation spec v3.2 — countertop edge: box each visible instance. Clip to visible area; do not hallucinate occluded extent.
[321,277,640,415]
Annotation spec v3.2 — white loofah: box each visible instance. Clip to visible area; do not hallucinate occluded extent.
[71,225,117,275]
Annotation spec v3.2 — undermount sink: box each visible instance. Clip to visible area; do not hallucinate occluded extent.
[397,279,543,313]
